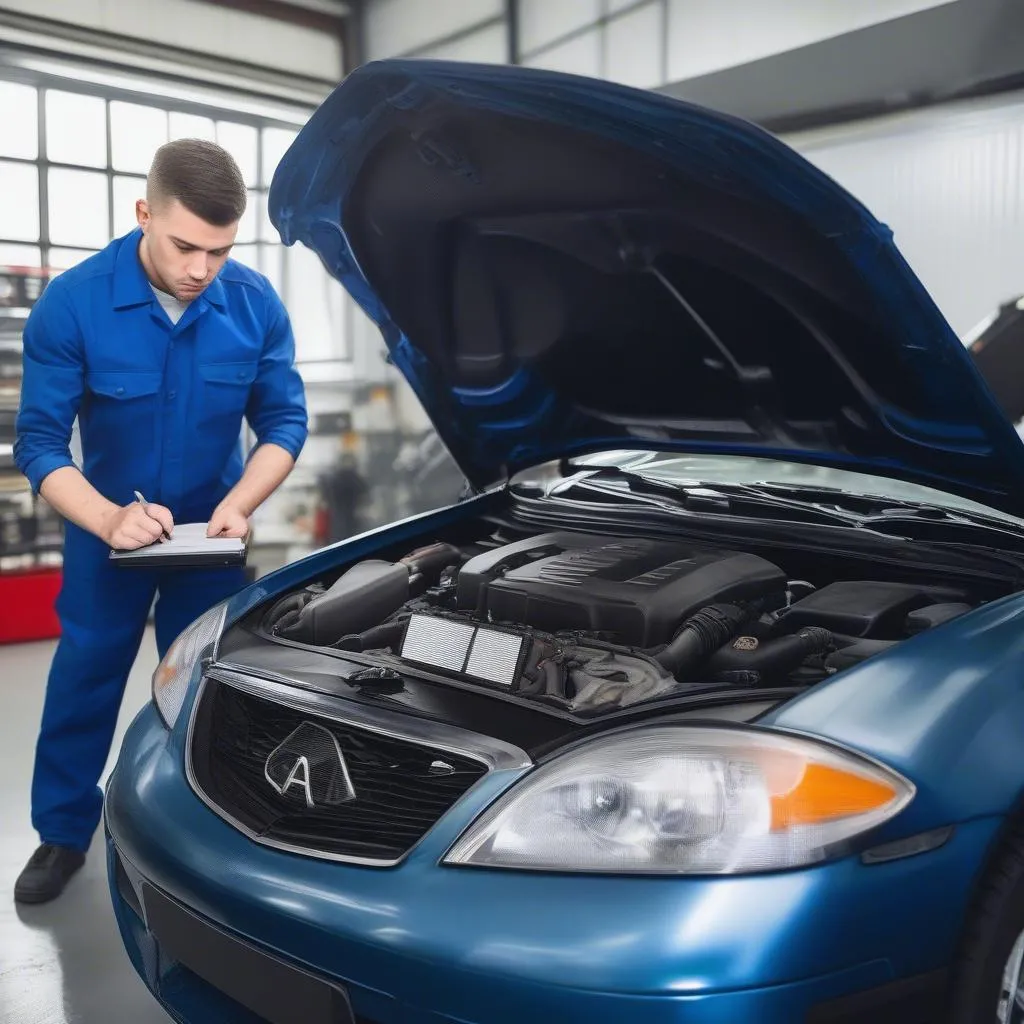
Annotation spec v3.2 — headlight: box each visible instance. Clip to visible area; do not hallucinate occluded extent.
[444,725,913,874]
[152,602,227,728]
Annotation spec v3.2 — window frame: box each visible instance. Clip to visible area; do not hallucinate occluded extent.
[0,66,304,290]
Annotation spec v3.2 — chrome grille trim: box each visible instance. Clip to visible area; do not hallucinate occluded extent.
[184,663,531,867]
[208,663,531,770]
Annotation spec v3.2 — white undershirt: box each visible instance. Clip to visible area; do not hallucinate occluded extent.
[150,284,190,325]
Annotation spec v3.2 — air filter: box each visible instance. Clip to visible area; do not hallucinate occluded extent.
[401,615,474,672]
[400,614,526,687]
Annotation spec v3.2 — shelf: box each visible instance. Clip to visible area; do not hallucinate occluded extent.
[0,271,60,575]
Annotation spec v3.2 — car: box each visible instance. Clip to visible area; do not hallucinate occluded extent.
[103,57,1024,1024]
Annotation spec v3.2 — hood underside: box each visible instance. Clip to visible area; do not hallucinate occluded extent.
[269,59,1024,517]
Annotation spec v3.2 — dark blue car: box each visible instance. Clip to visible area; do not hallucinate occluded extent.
[104,59,1024,1024]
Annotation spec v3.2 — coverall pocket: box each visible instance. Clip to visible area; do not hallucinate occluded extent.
[198,361,257,432]
[84,370,162,454]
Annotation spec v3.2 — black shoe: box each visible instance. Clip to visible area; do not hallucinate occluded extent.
[14,843,86,904]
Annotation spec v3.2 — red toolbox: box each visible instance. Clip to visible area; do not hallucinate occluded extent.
[0,568,62,644]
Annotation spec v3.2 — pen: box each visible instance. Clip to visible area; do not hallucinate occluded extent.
[133,490,171,541]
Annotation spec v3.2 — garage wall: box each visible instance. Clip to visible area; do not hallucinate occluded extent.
[0,0,344,82]
[362,0,961,91]
[665,0,957,81]
[787,90,1024,339]
[365,0,505,63]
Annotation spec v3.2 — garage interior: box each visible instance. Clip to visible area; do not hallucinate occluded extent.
[3,0,1024,1021]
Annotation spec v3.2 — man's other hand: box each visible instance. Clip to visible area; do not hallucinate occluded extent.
[207,504,249,539]
[101,502,174,550]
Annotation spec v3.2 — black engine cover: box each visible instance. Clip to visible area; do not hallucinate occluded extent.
[457,532,786,647]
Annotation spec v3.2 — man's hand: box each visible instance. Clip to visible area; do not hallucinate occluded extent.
[207,444,293,538]
[207,503,249,539]
[101,501,174,550]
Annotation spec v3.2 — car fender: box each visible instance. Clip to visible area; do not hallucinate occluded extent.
[760,590,1024,838]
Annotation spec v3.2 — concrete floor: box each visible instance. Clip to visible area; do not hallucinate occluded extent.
[0,628,171,1024]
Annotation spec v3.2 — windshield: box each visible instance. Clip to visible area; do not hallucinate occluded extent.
[559,450,1024,527]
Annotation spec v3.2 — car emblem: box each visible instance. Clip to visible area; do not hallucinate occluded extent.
[264,722,357,810]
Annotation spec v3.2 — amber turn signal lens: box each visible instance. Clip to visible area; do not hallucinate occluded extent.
[770,760,898,831]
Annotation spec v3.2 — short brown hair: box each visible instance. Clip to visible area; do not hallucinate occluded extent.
[147,139,247,226]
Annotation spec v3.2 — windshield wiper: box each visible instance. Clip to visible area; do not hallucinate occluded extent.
[555,466,1024,542]
[557,467,862,528]
[718,479,1024,533]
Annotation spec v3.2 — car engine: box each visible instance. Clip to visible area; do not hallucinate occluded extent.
[263,530,977,716]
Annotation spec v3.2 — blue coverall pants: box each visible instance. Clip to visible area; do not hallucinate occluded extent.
[31,522,246,852]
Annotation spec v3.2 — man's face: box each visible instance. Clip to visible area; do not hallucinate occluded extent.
[136,197,238,302]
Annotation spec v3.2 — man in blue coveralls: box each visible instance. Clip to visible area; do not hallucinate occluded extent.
[12,139,308,903]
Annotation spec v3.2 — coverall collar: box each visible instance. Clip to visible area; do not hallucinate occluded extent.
[112,227,227,312]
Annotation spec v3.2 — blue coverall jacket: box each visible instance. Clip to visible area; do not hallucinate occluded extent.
[14,227,308,851]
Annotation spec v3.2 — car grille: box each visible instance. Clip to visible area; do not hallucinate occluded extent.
[187,677,489,864]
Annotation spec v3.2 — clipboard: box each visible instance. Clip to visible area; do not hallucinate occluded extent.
[109,522,249,569]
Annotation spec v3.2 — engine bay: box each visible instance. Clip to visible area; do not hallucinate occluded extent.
[260,528,985,717]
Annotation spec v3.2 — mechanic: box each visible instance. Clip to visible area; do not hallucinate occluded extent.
[12,139,308,904]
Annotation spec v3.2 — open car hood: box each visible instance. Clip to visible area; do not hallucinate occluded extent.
[269,59,1024,517]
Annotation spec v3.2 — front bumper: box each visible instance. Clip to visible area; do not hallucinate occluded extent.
[105,704,995,1024]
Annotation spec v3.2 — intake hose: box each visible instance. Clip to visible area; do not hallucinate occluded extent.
[276,560,411,644]
[708,626,834,685]
[655,604,748,677]
[264,591,312,635]
[334,616,410,653]
[400,543,463,584]
[274,541,461,644]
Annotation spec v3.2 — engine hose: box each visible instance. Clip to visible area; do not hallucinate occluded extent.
[400,543,462,583]
[716,670,763,687]
[267,591,313,635]
[707,625,834,684]
[655,603,748,676]
[348,616,409,652]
